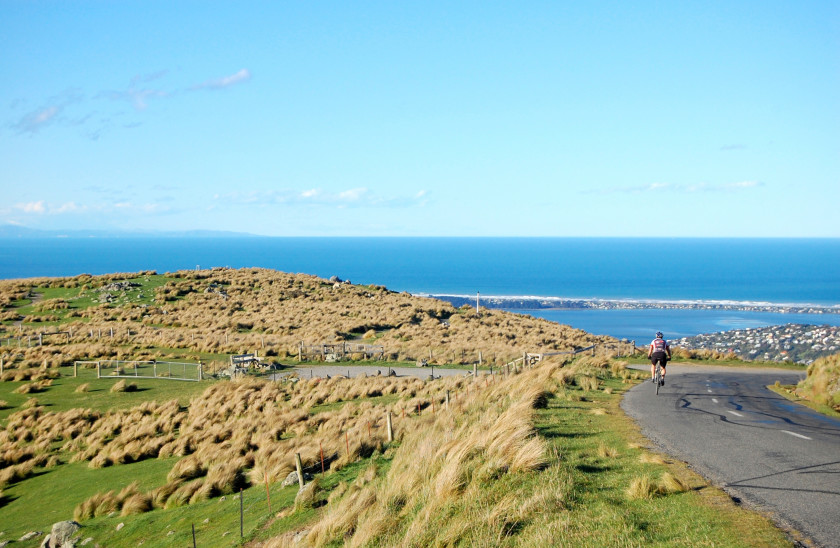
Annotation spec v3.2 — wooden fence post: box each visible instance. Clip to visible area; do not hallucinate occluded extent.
[446,390,450,408]
[387,412,393,442]
[295,453,305,489]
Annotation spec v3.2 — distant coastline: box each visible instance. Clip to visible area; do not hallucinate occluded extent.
[426,294,840,316]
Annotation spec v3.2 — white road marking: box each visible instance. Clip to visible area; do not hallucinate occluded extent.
[712,398,718,403]
[727,411,744,417]
[782,430,812,440]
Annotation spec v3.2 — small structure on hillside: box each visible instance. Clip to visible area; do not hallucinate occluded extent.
[298,342,385,362]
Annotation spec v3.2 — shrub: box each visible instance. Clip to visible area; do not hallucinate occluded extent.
[110,380,138,393]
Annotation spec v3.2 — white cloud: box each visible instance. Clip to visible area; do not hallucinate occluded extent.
[17,201,46,214]
[217,187,428,208]
[192,69,252,90]
[53,202,83,214]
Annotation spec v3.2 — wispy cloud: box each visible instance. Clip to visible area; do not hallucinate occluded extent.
[191,69,252,91]
[720,144,747,151]
[586,181,764,195]
[11,67,251,139]
[17,201,47,214]
[11,200,173,216]
[11,89,84,135]
[215,187,429,208]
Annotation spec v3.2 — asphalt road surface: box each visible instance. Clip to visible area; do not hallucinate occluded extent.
[622,364,840,548]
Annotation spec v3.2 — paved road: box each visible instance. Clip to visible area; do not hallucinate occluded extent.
[622,364,840,548]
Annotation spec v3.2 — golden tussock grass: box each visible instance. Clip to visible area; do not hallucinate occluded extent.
[640,452,668,465]
[627,475,659,499]
[659,471,690,494]
[75,383,90,393]
[597,443,619,459]
[797,353,840,409]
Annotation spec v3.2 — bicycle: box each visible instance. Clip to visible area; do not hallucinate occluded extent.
[653,360,664,395]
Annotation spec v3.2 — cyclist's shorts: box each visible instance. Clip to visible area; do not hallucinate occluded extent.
[650,352,668,366]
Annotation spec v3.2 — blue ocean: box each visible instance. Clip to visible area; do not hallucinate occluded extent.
[1,237,838,342]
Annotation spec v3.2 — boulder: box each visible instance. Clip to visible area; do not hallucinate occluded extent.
[20,532,43,542]
[281,470,314,487]
[40,521,81,548]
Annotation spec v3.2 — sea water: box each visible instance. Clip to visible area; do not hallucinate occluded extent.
[1,237,838,341]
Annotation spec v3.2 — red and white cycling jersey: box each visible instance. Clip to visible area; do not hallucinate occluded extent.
[650,338,669,354]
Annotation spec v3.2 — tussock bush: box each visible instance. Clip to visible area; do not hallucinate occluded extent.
[110,380,138,393]
[75,383,90,393]
[294,477,322,510]
[659,472,689,494]
[627,475,659,499]
[797,353,840,410]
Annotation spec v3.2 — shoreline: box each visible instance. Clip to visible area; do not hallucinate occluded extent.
[424,294,840,315]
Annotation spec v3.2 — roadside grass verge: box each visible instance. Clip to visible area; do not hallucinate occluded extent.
[767,383,840,419]
[534,372,790,547]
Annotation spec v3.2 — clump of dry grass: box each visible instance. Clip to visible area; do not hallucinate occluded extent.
[75,383,90,393]
[797,353,840,410]
[627,475,659,499]
[294,477,321,510]
[659,472,690,494]
[110,380,138,393]
[597,443,619,458]
[640,452,667,465]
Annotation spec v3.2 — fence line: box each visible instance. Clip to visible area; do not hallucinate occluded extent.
[93,359,203,381]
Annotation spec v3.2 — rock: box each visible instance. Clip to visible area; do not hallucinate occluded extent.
[203,518,209,524]
[282,470,314,487]
[41,521,81,548]
[416,359,428,367]
[219,496,226,502]
[80,539,94,546]
[166,531,174,536]
[222,532,230,537]
[115,523,124,532]
[0,542,9,548]
[21,532,44,542]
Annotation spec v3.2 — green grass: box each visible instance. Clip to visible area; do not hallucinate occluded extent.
[11,275,171,326]
[0,457,177,545]
[0,369,214,420]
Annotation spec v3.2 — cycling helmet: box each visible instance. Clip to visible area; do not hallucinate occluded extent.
[655,331,663,339]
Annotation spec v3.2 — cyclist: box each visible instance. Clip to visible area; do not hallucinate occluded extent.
[648,331,671,386]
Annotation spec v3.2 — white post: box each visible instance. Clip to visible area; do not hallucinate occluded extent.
[476,291,480,315]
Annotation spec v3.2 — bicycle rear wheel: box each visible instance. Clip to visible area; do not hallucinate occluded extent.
[655,362,662,395]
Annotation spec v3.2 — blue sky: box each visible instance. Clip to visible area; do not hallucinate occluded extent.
[1,1,837,237]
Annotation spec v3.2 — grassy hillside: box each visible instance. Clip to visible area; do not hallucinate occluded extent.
[0,269,794,546]
[0,268,612,375]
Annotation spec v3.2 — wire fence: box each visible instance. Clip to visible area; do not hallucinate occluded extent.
[74,360,203,381]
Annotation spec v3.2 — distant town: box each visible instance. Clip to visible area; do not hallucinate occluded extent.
[675,324,840,365]
[429,294,840,316]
